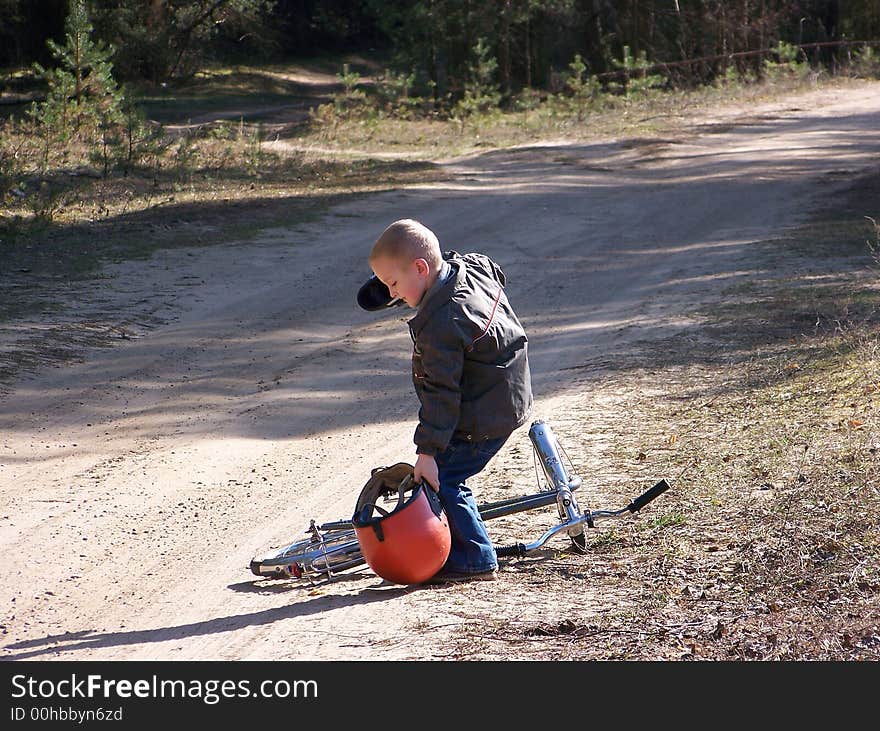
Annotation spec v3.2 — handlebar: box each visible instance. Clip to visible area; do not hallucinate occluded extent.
[494,478,671,558]
[626,478,670,513]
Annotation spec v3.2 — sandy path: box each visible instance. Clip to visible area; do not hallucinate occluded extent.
[2,80,879,660]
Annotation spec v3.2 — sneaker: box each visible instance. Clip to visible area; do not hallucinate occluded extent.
[423,567,498,584]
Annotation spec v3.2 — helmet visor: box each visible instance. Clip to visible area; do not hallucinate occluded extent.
[357,274,403,311]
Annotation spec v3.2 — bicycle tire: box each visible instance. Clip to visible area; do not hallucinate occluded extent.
[250,525,364,580]
[568,531,589,554]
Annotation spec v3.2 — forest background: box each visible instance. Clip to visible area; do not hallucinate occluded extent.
[2,0,880,248]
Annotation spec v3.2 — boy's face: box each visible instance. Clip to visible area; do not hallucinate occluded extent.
[370,255,431,309]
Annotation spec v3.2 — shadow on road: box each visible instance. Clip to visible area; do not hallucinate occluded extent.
[2,581,417,660]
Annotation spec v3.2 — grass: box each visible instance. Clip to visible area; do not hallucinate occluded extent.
[297,64,850,157]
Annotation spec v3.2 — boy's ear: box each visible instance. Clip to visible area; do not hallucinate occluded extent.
[414,258,430,277]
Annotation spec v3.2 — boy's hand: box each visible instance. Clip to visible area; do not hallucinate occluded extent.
[414,453,439,492]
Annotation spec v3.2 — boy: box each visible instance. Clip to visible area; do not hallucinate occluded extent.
[365,219,533,582]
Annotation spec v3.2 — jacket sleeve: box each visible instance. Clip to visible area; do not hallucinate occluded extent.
[412,310,466,456]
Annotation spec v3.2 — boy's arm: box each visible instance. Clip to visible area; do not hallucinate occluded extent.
[412,314,466,461]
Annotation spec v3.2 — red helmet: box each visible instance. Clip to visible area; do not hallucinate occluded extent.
[352,463,451,584]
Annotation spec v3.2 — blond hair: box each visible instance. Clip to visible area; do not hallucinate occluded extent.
[369,219,442,269]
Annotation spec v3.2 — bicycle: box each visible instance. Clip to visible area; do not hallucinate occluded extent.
[249,419,670,584]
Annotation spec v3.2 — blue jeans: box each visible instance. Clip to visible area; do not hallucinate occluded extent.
[434,434,510,574]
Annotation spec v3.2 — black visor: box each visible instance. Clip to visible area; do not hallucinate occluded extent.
[357,275,403,311]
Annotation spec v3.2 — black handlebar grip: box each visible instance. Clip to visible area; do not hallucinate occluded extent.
[495,543,527,558]
[627,479,670,513]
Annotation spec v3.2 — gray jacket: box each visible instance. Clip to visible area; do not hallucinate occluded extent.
[408,251,533,456]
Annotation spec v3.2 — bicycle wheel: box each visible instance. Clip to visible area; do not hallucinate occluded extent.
[568,531,588,554]
[250,524,364,580]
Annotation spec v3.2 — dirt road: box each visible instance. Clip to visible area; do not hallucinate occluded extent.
[2,80,880,660]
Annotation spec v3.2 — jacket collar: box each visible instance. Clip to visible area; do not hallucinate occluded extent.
[408,258,464,334]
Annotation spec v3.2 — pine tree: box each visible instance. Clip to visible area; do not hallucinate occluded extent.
[30,0,125,170]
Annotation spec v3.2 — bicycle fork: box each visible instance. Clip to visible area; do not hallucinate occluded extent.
[495,420,671,558]
[528,420,586,540]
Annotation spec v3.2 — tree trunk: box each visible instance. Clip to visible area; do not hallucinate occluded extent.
[500,0,511,95]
